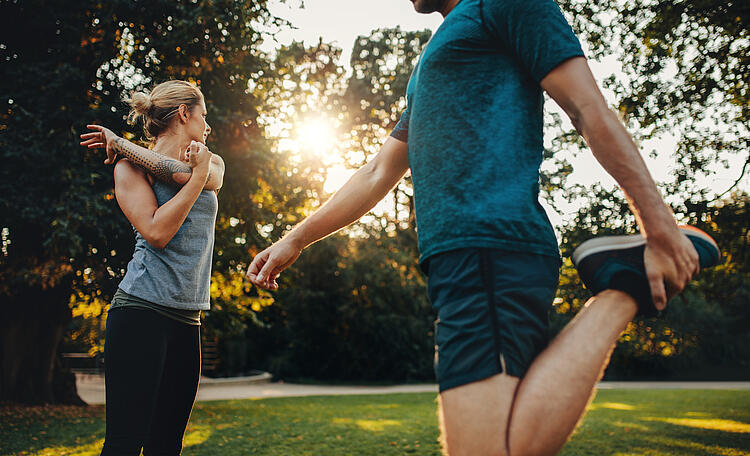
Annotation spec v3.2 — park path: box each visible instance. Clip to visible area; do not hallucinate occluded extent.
[75,374,750,405]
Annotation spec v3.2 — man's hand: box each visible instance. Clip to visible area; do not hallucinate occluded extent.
[80,124,119,164]
[245,136,410,291]
[247,239,303,290]
[644,231,700,310]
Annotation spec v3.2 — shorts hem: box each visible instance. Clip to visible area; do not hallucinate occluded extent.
[438,362,529,392]
[439,367,502,393]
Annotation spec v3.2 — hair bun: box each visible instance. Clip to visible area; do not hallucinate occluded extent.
[125,80,203,140]
[129,91,153,114]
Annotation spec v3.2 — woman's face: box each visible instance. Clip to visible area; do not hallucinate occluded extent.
[186,98,211,144]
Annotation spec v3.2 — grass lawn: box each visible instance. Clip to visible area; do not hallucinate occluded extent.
[1,389,749,455]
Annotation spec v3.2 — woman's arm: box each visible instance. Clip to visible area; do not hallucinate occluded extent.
[208,153,225,192]
[114,142,212,249]
[80,124,224,190]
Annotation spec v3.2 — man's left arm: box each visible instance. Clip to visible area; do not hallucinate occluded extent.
[541,56,699,309]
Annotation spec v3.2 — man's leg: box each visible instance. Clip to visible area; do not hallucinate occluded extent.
[439,373,519,455]
[438,228,720,455]
[439,290,636,456]
[508,290,636,454]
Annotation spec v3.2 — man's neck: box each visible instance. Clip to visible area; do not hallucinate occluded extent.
[440,0,461,17]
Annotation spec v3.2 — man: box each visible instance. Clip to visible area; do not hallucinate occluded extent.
[249,0,723,453]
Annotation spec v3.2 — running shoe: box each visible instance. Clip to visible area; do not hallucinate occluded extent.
[572,226,721,316]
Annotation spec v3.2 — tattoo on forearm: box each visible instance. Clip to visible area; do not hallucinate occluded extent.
[153,159,193,184]
[113,137,192,185]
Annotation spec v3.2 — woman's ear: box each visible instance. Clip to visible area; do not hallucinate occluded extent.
[178,104,189,123]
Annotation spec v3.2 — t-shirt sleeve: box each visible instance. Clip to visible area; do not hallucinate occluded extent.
[390,102,410,142]
[481,0,585,82]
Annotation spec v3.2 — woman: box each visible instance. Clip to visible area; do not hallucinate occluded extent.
[80,80,222,455]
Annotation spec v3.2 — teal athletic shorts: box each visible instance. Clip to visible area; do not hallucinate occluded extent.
[425,248,561,392]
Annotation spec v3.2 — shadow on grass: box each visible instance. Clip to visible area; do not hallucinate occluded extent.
[182,394,442,456]
[561,390,750,456]
[2,390,748,456]
[0,404,105,455]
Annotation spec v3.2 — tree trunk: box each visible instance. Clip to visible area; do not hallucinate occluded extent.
[0,281,85,405]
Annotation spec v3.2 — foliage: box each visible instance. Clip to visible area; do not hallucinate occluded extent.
[66,286,109,357]
[237,28,436,381]
[561,0,749,203]
[244,228,433,382]
[340,28,432,229]
[0,0,287,402]
[553,192,750,379]
[198,29,435,379]
[542,0,750,379]
[2,390,750,455]
[0,0,130,404]
[0,0,128,292]
[3,0,749,392]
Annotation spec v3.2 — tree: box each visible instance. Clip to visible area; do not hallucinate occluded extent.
[244,227,433,382]
[340,27,432,229]
[537,1,750,379]
[0,0,283,404]
[1,0,126,404]
[194,30,438,380]
[560,0,749,207]
[552,187,750,379]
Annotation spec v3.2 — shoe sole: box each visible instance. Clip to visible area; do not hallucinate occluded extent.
[572,226,719,266]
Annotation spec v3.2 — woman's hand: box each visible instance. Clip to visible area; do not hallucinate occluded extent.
[185,141,212,182]
[79,124,119,164]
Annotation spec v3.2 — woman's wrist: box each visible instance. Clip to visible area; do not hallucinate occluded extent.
[190,165,210,183]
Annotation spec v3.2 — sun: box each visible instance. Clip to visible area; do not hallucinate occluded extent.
[295,117,337,157]
[289,116,356,194]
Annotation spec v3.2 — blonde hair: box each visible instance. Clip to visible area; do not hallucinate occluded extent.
[126,80,204,140]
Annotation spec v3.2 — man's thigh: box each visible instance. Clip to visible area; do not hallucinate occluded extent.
[439,373,520,456]
[426,248,560,455]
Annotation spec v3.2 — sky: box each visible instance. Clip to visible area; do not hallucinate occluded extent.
[265,0,443,66]
[262,0,747,227]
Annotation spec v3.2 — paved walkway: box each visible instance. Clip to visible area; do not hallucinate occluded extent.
[75,374,750,405]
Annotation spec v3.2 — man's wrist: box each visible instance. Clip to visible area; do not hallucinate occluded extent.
[641,215,681,243]
[284,229,308,252]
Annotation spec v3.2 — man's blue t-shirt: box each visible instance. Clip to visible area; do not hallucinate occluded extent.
[391,0,584,263]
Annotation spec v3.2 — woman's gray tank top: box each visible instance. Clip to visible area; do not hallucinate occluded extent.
[118,180,218,310]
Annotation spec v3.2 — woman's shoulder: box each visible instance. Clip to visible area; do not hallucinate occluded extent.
[114,158,153,184]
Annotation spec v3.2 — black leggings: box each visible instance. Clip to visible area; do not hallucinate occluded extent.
[101,307,201,456]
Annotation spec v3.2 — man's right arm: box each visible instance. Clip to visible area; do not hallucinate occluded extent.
[247,136,410,289]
